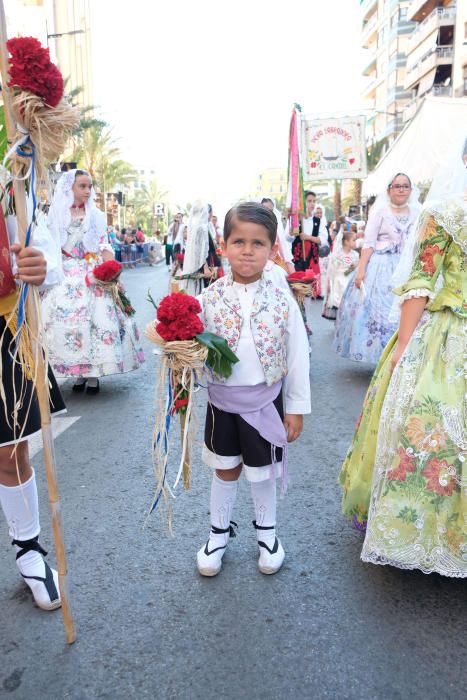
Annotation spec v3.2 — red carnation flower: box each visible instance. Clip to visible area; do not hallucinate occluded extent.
[157,292,201,323]
[93,259,123,282]
[156,314,204,341]
[7,36,64,107]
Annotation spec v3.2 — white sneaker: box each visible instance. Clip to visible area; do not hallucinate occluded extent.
[196,523,236,577]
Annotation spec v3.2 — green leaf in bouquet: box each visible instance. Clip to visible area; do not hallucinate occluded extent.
[196,331,239,378]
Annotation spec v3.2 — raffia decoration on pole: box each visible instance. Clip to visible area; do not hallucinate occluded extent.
[10,91,80,181]
[289,280,316,307]
[145,322,209,524]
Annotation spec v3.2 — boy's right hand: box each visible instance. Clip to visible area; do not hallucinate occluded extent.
[11,244,47,286]
[284,414,303,442]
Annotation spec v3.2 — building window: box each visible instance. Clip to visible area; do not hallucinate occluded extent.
[399,7,407,21]
[464,22,467,39]
[463,65,467,95]
[390,12,398,28]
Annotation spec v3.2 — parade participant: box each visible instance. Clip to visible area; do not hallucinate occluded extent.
[172,224,188,276]
[135,225,145,264]
[296,191,329,297]
[166,213,182,267]
[322,230,358,321]
[0,211,65,611]
[196,202,311,577]
[41,169,144,393]
[261,197,294,273]
[334,173,421,363]
[339,136,467,577]
[181,203,223,296]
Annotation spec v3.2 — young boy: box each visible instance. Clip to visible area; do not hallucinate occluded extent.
[197,202,311,577]
[0,212,65,611]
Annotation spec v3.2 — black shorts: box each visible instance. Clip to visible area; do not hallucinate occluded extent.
[0,318,66,446]
[204,392,284,469]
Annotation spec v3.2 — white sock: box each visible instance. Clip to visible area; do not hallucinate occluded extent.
[250,478,277,547]
[0,469,46,579]
[207,474,238,552]
[87,377,98,388]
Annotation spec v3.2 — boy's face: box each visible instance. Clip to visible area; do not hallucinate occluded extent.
[223,219,277,284]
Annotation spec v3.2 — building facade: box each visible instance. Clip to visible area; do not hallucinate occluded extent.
[402,1,460,122]
[361,0,416,145]
[255,167,288,203]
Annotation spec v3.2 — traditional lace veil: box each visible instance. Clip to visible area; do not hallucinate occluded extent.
[47,168,103,252]
[182,201,209,276]
[392,134,467,289]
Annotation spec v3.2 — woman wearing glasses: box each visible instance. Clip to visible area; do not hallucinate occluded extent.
[334,173,421,363]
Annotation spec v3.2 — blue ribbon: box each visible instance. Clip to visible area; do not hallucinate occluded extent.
[149,376,173,514]
[14,137,37,335]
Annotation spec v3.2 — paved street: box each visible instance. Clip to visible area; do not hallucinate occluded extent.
[1,264,465,700]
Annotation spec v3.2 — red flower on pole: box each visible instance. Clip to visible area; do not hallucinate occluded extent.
[7,36,64,108]
[156,293,204,342]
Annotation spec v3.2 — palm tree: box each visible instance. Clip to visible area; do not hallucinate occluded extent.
[367,138,388,172]
[130,179,169,233]
[69,123,136,193]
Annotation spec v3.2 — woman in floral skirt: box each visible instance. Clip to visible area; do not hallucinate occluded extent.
[41,169,144,393]
[339,139,466,577]
[334,174,421,363]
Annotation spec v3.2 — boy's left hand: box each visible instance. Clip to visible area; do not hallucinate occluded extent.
[11,244,47,286]
[283,414,303,442]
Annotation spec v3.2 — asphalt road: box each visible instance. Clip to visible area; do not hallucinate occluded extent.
[1,264,465,700]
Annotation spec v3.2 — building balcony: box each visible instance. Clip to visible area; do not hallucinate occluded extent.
[362,72,384,98]
[402,84,453,122]
[360,0,378,22]
[361,12,378,48]
[408,0,452,23]
[407,6,456,52]
[405,46,453,89]
[362,53,377,76]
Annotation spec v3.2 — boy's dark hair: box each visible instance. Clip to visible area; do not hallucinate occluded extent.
[305,190,316,198]
[261,197,274,206]
[224,202,277,245]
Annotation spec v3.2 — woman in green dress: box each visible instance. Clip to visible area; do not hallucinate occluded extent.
[339,139,466,578]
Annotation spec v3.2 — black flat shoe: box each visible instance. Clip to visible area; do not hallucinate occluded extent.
[86,380,100,395]
[72,380,87,392]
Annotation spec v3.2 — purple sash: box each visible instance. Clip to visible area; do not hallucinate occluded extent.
[207,381,289,494]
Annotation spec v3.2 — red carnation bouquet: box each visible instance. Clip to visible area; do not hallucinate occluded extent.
[146,291,239,514]
[7,37,64,108]
[89,260,135,316]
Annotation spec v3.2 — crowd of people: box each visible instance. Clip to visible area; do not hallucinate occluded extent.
[0,135,465,617]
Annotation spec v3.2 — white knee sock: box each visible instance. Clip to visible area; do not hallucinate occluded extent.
[250,478,277,546]
[207,474,238,551]
[0,469,46,580]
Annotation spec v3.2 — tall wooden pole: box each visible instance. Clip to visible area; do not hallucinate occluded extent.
[0,2,76,644]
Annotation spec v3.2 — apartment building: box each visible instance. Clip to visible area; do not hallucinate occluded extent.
[361,0,415,145]
[403,0,467,122]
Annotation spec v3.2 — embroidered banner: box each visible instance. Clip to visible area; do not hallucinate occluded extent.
[302,116,367,180]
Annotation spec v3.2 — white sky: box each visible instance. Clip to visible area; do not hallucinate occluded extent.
[91,0,367,216]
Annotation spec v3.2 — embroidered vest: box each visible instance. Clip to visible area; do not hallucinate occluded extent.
[201,274,290,385]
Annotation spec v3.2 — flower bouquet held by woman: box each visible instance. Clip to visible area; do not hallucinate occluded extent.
[41,169,145,394]
[145,291,238,521]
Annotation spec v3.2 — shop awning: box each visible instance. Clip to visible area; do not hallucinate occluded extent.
[417,67,437,96]
[363,95,467,195]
